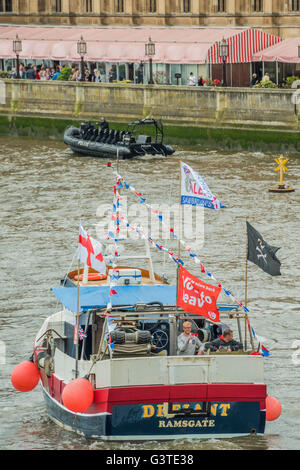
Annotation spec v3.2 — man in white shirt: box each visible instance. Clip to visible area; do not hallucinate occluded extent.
[177,321,202,355]
[188,72,196,86]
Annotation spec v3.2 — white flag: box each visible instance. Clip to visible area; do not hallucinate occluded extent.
[78,224,106,274]
[180,162,225,210]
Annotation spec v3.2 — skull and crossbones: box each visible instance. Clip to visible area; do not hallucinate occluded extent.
[256,239,267,264]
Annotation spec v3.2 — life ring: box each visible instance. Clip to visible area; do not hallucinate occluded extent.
[74,273,107,281]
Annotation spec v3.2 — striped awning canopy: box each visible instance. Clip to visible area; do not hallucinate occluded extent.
[0,25,281,64]
[208,29,281,64]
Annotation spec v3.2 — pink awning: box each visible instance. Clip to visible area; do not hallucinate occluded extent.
[0,25,281,64]
[252,37,300,63]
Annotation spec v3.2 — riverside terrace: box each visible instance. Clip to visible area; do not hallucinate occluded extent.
[0,80,300,152]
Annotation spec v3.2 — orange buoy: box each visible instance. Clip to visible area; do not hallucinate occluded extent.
[11,359,40,392]
[62,377,94,413]
[74,273,107,282]
[266,395,282,421]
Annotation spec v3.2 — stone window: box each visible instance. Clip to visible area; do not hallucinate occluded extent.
[217,0,226,12]
[55,0,62,12]
[253,0,263,11]
[183,0,190,13]
[0,0,12,11]
[86,0,93,12]
[149,0,157,13]
[116,0,124,12]
[291,0,300,11]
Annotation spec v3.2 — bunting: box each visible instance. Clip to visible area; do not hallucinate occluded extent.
[105,173,269,355]
[113,172,250,315]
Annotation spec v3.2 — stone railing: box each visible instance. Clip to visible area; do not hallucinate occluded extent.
[0,79,299,130]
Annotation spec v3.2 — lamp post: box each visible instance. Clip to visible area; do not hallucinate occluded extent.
[13,34,22,79]
[77,36,87,82]
[219,38,229,87]
[145,37,155,85]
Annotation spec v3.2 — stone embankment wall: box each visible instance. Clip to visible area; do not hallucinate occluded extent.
[0,80,299,150]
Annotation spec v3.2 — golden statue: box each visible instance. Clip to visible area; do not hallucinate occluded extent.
[269,156,295,193]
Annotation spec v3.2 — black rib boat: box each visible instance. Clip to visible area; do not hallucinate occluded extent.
[64,118,175,159]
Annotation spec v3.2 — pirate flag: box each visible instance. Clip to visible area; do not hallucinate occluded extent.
[247,222,281,276]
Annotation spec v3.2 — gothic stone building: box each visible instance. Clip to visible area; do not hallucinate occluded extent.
[0,1,300,38]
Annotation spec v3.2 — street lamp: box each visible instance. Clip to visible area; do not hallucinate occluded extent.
[13,34,22,79]
[145,37,155,85]
[219,38,229,87]
[77,36,87,82]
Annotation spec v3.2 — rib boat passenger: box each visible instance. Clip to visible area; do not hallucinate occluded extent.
[100,117,109,132]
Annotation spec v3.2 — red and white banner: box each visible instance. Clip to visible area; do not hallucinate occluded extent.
[78,224,106,274]
[177,266,221,322]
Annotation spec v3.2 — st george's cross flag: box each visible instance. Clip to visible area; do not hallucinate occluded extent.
[78,224,106,274]
[180,162,226,210]
[247,222,281,276]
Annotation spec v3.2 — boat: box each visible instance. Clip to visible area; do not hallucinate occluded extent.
[64,118,175,159]
[11,167,281,441]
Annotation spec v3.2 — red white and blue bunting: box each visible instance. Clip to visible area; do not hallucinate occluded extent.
[113,172,250,315]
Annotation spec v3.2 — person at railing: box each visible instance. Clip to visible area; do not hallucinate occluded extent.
[177,320,202,356]
[188,72,196,86]
[250,73,258,87]
[200,328,243,354]
[198,74,204,86]
[25,64,36,79]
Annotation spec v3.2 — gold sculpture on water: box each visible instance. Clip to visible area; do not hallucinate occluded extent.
[269,156,295,193]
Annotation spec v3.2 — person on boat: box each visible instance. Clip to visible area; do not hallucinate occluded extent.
[200,328,243,353]
[100,117,109,132]
[177,321,202,356]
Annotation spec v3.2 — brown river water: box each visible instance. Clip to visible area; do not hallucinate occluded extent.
[0,135,299,450]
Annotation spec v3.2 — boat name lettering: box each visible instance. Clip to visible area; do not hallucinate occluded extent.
[141,403,231,418]
[158,419,215,428]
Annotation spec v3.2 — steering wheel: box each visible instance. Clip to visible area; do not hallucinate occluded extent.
[152,329,169,351]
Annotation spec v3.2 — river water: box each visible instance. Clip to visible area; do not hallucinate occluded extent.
[0,136,299,450]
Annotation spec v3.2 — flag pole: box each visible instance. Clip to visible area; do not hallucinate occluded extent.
[116,148,119,175]
[244,222,255,351]
[244,220,248,350]
[75,258,80,378]
[178,161,181,260]
[176,162,182,321]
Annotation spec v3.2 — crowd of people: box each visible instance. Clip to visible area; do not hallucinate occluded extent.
[8,63,106,82]
[7,63,279,87]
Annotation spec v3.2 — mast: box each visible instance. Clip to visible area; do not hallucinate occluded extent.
[244,220,254,351]
[75,258,80,378]
[178,160,182,260]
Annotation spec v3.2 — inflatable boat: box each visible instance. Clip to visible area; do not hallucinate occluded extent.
[64,118,175,159]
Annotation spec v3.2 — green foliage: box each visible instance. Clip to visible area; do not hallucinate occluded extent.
[253,80,277,89]
[0,71,10,78]
[57,66,73,81]
[283,76,299,88]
